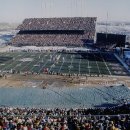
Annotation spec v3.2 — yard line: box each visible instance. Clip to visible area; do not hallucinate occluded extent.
[58,53,68,73]
[38,52,57,73]
[48,53,62,72]
[0,53,14,70]
[11,53,35,71]
[58,54,68,73]
[8,53,34,70]
[0,52,17,57]
[88,58,90,75]
[93,53,101,75]
[86,52,90,75]
[19,53,43,72]
[0,52,27,72]
[79,55,81,75]
[99,52,112,75]
[0,52,19,71]
[68,54,74,74]
[28,53,48,72]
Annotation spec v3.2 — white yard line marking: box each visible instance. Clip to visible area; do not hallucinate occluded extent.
[49,53,62,72]
[79,55,81,75]
[100,52,112,75]
[87,53,91,75]
[86,53,90,75]
[69,54,74,74]
[11,54,34,71]
[28,53,47,72]
[93,53,101,75]
[58,54,68,73]
[1,53,27,71]
[38,52,56,73]
[19,53,43,72]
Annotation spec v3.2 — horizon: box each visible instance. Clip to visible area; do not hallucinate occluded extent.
[1,18,130,24]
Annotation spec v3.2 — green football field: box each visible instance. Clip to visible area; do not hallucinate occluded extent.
[0,51,128,76]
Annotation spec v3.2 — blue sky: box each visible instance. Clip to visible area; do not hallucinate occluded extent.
[0,0,130,23]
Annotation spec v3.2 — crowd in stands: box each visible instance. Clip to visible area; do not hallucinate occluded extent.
[12,34,94,47]
[12,17,96,47]
[17,18,96,31]
[0,105,130,130]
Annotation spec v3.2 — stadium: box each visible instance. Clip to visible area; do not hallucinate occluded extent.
[0,17,128,77]
[12,17,96,47]
[0,4,130,129]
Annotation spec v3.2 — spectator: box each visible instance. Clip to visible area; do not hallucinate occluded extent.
[0,104,130,130]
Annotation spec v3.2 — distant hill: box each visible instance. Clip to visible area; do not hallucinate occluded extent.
[0,23,19,45]
[0,23,19,31]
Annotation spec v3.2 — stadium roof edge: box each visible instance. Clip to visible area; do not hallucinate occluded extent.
[16,17,97,31]
[23,17,97,19]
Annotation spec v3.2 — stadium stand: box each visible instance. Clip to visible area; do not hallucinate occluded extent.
[12,17,96,47]
[0,105,130,130]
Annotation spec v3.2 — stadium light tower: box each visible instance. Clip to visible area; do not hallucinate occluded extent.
[105,12,109,48]
[41,0,43,17]
[41,0,47,18]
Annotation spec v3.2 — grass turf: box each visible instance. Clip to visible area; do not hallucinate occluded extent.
[0,51,128,76]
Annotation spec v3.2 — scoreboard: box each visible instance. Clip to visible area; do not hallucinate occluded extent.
[96,33,126,47]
